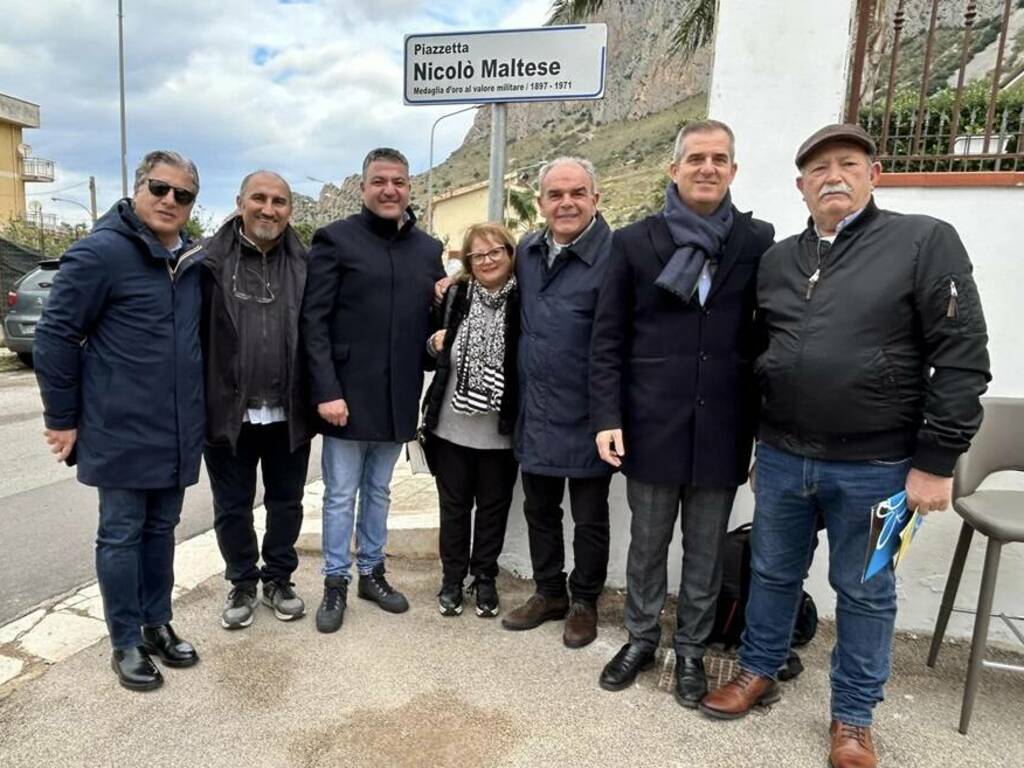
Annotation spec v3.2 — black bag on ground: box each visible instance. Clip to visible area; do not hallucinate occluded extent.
[708,522,819,653]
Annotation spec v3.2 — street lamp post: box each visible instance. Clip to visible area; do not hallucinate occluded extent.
[426,104,481,235]
[118,0,128,197]
[51,196,96,225]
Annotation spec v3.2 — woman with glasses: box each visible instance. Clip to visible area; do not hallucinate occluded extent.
[423,223,520,618]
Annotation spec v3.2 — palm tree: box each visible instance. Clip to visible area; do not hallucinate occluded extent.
[548,0,715,59]
[505,187,538,232]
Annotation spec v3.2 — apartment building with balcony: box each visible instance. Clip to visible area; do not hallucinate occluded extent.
[1,93,54,223]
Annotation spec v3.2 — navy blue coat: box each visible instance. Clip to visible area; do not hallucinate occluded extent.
[301,206,444,443]
[515,214,614,478]
[589,209,775,487]
[34,200,206,489]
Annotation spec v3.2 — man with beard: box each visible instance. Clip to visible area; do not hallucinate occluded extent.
[200,171,314,630]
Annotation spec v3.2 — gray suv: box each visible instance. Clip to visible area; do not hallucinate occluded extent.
[3,260,59,367]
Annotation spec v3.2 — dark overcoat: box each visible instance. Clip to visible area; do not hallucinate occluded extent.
[301,206,444,443]
[589,208,774,487]
[515,214,614,478]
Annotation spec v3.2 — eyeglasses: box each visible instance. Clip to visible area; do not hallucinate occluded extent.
[146,178,197,206]
[467,246,508,265]
[231,255,275,304]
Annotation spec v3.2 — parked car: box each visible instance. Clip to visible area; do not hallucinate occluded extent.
[3,260,59,368]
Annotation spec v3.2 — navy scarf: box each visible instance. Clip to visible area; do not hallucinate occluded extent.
[656,183,734,303]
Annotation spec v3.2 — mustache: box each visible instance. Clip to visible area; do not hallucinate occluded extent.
[819,183,853,199]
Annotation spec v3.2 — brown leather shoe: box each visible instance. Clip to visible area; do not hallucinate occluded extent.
[501,593,568,631]
[562,601,598,648]
[829,721,877,768]
[698,668,780,720]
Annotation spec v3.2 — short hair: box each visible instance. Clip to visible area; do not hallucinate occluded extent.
[133,150,200,193]
[672,120,736,163]
[362,147,409,180]
[537,156,599,195]
[458,223,517,283]
[238,170,292,204]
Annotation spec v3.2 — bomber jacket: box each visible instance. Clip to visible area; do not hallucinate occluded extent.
[755,198,990,476]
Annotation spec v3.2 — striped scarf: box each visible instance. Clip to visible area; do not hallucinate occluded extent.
[450,277,516,415]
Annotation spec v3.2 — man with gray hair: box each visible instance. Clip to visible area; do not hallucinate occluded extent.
[501,156,614,649]
[590,119,774,704]
[302,147,444,632]
[35,150,205,691]
[200,171,314,631]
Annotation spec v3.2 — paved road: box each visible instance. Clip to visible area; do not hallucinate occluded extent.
[0,362,322,626]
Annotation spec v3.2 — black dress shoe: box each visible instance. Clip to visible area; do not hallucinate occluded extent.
[599,643,657,692]
[111,647,163,692]
[674,656,707,708]
[141,624,199,668]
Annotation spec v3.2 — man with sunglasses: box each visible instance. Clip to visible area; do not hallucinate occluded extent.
[199,171,314,631]
[35,150,205,691]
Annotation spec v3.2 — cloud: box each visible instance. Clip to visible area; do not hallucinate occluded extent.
[0,0,550,226]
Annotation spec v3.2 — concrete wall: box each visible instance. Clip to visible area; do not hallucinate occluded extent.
[499,0,1024,646]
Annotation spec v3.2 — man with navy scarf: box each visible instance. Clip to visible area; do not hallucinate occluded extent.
[589,120,774,705]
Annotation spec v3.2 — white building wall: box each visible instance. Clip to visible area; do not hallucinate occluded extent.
[500,0,1024,646]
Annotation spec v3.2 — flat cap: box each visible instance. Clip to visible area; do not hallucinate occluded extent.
[795,123,877,168]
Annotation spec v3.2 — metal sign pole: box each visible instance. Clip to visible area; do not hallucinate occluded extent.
[486,103,507,223]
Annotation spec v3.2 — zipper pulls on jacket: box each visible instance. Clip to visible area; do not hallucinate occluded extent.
[805,268,821,300]
[946,279,959,318]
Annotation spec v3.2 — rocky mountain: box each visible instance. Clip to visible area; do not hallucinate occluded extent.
[463,0,710,145]
[294,0,710,228]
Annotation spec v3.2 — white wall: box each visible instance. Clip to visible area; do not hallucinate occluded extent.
[500,0,1024,646]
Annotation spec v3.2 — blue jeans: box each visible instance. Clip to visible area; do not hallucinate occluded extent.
[96,487,185,650]
[739,443,911,727]
[321,437,404,579]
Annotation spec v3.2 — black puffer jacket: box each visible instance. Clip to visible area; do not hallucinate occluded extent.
[755,199,990,476]
[422,280,520,436]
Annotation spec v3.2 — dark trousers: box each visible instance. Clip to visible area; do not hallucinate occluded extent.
[624,479,737,658]
[433,436,518,585]
[521,471,611,604]
[204,422,311,587]
[96,486,185,650]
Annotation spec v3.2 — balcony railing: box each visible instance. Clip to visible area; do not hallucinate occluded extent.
[847,0,1024,174]
[24,210,59,232]
[21,157,55,183]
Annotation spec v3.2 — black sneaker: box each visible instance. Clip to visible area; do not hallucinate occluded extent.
[221,584,258,630]
[357,564,409,614]
[316,575,348,633]
[262,581,305,621]
[469,577,499,618]
[438,582,463,616]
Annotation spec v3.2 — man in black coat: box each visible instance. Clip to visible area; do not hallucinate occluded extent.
[589,120,774,706]
[301,148,444,632]
[200,171,314,631]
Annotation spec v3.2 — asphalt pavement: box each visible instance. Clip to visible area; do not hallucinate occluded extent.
[0,360,322,625]
[1,553,1022,768]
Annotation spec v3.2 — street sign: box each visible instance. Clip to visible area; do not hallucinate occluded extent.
[404,25,607,106]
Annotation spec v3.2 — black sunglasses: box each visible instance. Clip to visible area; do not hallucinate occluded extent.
[146,178,197,206]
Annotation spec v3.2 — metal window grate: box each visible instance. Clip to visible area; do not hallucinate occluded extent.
[847,0,1024,173]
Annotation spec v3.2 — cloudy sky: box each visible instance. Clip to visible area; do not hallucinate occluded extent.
[1,0,552,227]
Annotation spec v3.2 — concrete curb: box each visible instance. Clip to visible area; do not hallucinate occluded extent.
[0,470,441,698]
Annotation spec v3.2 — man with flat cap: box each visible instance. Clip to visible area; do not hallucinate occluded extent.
[700,124,990,768]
